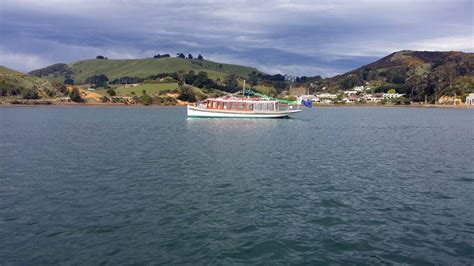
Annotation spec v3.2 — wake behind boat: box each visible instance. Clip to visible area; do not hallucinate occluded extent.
[187,97,301,118]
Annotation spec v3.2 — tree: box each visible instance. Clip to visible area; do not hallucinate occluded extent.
[197,54,204,60]
[387,89,396,94]
[176,70,186,86]
[85,74,109,87]
[21,88,39,99]
[187,53,193,59]
[107,87,116,96]
[69,88,84,102]
[96,55,106,59]
[177,85,197,102]
[176,53,186,59]
[64,78,74,85]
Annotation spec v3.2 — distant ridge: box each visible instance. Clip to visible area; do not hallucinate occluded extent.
[28,57,260,84]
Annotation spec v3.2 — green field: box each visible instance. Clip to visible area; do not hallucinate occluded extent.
[94,83,179,96]
[65,57,258,84]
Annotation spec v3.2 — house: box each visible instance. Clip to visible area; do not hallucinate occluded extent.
[298,95,319,103]
[344,90,358,96]
[342,95,360,103]
[383,93,405,99]
[353,86,367,92]
[466,93,474,105]
[363,94,382,102]
[317,93,338,99]
[342,97,354,103]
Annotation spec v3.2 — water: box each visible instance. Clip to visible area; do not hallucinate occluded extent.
[0,106,473,264]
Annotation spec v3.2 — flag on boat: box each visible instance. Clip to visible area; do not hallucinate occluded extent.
[301,99,313,107]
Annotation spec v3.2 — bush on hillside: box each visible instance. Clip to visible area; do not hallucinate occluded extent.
[177,86,197,102]
[69,88,84,102]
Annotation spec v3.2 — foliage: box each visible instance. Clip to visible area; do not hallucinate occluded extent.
[85,74,109,87]
[69,88,84,102]
[106,87,116,96]
[138,90,153,105]
[110,76,144,84]
[21,87,39,99]
[28,63,72,77]
[177,85,197,102]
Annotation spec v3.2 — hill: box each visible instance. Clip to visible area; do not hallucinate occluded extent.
[318,51,474,101]
[0,66,24,75]
[29,57,260,85]
[0,65,66,99]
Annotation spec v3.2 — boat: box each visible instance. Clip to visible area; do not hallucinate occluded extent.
[187,96,302,118]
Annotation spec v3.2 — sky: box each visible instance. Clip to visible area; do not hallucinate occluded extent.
[0,0,473,76]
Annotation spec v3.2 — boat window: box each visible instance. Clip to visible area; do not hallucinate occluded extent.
[249,104,254,111]
[212,101,217,108]
[223,102,228,109]
[231,102,237,109]
[239,103,244,110]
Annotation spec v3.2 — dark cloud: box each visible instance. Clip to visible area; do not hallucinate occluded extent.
[0,0,472,75]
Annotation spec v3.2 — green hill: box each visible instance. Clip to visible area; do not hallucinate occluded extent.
[0,65,65,99]
[29,57,260,84]
[306,51,474,102]
[0,66,24,75]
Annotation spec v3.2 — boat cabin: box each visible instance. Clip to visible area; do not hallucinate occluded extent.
[205,98,279,112]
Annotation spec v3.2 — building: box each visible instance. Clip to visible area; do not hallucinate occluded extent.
[344,90,358,96]
[353,86,367,92]
[298,95,319,103]
[363,94,382,102]
[317,93,338,99]
[383,93,405,99]
[466,93,474,105]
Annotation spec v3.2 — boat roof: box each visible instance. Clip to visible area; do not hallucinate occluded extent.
[207,96,278,103]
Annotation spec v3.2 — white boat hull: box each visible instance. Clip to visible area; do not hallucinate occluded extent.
[187,105,301,118]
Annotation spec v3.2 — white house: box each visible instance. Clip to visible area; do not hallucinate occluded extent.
[317,93,338,99]
[342,97,354,103]
[466,93,474,105]
[383,93,405,99]
[353,86,367,92]
[363,94,382,102]
[344,90,358,96]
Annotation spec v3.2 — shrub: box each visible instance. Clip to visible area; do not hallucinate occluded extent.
[69,88,84,102]
[21,88,39,99]
[177,86,197,102]
[107,88,116,96]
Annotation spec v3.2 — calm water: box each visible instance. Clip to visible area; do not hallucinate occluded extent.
[0,106,473,264]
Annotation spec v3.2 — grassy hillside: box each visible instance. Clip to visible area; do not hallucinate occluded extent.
[95,83,179,97]
[30,57,260,84]
[0,66,24,75]
[310,51,474,102]
[0,65,65,99]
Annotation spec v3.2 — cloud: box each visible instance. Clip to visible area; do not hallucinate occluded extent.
[0,49,50,72]
[1,0,472,75]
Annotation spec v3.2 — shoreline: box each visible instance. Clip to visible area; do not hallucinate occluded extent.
[1,102,472,109]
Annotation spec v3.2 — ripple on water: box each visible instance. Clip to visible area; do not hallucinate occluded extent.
[319,199,348,208]
[309,217,345,227]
